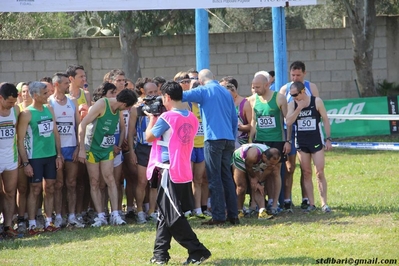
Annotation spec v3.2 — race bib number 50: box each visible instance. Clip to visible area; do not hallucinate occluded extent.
[298,118,316,131]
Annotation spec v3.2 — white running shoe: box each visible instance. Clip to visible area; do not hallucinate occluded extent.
[68,216,85,228]
[137,211,147,224]
[111,214,127,226]
[91,217,108,227]
[54,216,63,228]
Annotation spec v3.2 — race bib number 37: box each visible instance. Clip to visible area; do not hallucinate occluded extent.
[38,119,53,137]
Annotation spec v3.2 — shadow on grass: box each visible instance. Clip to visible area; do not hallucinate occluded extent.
[190,204,397,230]
[212,256,315,265]
[0,221,156,250]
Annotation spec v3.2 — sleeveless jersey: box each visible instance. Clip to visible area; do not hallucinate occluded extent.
[136,113,152,146]
[236,98,249,146]
[84,98,119,154]
[122,109,129,139]
[67,88,88,105]
[294,96,322,146]
[0,107,18,163]
[191,103,204,148]
[48,96,77,148]
[25,105,56,159]
[253,92,284,142]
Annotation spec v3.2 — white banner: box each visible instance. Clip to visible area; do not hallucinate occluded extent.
[1,0,322,12]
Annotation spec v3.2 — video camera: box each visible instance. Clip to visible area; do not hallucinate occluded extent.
[137,95,166,116]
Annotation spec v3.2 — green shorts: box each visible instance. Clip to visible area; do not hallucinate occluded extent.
[86,151,114,164]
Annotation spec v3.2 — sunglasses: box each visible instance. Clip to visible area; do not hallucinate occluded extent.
[290,93,300,97]
[179,80,191,84]
[190,77,199,80]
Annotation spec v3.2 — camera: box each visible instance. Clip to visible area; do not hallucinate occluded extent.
[137,95,166,116]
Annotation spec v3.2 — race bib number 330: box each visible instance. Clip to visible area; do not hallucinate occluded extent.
[100,135,116,148]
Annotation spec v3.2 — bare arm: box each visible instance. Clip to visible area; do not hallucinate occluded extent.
[316,97,332,151]
[310,82,320,97]
[239,100,252,133]
[48,106,63,169]
[277,94,291,155]
[248,97,256,143]
[17,110,34,177]
[145,114,158,143]
[78,99,106,163]
[127,107,138,164]
[286,101,302,126]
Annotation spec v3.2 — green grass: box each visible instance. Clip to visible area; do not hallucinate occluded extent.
[1,137,399,265]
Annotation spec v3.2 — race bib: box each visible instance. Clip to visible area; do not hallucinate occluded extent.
[196,122,204,136]
[56,122,73,135]
[38,119,53,137]
[0,124,15,139]
[100,135,115,148]
[257,116,276,129]
[298,118,316,131]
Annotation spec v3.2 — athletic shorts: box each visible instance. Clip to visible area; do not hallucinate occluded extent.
[135,143,151,167]
[191,147,204,163]
[113,152,123,167]
[29,156,57,183]
[297,143,323,154]
[254,140,286,163]
[149,167,161,189]
[231,149,246,172]
[62,146,77,162]
[86,151,114,164]
[0,161,18,174]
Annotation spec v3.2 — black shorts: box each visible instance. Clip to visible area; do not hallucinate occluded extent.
[135,143,152,167]
[297,143,323,154]
[254,140,286,163]
[29,156,57,183]
[149,167,161,189]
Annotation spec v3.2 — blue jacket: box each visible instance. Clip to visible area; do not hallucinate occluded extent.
[183,80,237,141]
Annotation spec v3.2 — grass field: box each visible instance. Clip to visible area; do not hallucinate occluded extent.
[1,139,398,265]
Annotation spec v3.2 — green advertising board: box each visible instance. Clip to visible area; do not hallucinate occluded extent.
[323,96,399,138]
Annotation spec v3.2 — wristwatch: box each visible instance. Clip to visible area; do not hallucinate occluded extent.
[23,162,30,167]
[285,140,292,144]
[326,137,333,142]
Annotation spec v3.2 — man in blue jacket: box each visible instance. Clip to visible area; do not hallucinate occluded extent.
[182,69,239,225]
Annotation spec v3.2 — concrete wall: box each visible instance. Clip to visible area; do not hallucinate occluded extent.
[0,16,397,100]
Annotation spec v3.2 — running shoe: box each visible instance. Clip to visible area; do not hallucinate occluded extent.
[321,205,332,213]
[68,216,85,228]
[45,223,61,233]
[137,211,147,224]
[111,214,127,226]
[258,209,273,220]
[91,217,108,227]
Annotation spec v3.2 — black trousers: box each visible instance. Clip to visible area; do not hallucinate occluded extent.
[152,168,210,261]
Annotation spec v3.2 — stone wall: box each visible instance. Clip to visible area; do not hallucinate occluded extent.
[0,16,397,100]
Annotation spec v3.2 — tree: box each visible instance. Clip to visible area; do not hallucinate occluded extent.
[342,0,376,97]
[80,10,194,82]
[0,12,74,39]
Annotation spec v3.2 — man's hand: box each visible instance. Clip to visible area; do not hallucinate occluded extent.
[283,142,291,155]
[78,150,86,164]
[250,177,264,196]
[295,99,308,110]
